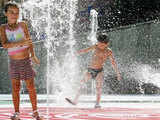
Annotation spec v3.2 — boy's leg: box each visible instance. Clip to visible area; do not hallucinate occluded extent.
[66,72,92,105]
[11,79,21,113]
[25,78,37,112]
[95,72,103,106]
[73,72,92,104]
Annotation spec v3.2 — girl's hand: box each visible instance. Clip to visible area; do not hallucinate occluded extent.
[24,38,32,45]
[31,56,40,65]
[20,38,32,46]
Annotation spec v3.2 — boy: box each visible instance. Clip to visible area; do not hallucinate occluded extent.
[65,34,121,108]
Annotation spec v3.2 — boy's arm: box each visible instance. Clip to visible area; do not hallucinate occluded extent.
[21,22,40,64]
[0,25,29,49]
[77,45,96,55]
[109,50,121,80]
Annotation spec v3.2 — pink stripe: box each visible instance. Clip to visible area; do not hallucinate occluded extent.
[8,48,27,55]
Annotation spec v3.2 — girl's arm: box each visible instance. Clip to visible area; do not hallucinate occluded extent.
[0,25,29,49]
[20,22,40,64]
[77,44,97,55]
[20,22,34,57]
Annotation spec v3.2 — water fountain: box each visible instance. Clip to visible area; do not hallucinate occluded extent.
[22,0,79,107]
[140,64,160,88]
[87,9,98,45]
[12,0,160,106]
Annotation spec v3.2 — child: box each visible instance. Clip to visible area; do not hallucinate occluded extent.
[0,3,44,120]
[65,34,121,108]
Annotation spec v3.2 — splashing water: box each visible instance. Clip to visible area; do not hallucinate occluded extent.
[87,9,98,45]
[22,0,78,106]
[139,64,160,88]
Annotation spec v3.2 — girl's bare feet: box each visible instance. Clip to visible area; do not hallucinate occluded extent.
[32,110,45,120]
[10,112,20,120]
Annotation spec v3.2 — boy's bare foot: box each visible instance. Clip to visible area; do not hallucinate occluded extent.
[65,98,76,105]
[94,103,101,109]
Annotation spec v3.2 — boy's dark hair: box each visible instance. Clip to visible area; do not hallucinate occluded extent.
[97,35,110,44]
[4,3,19,13]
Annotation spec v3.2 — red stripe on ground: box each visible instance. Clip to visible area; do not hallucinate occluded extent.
[0,107,159,120]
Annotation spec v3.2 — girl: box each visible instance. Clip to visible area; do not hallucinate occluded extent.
[0,3,44,120]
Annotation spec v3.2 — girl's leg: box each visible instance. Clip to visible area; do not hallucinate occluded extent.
[25,78,37,112]
[73,72,92,104]
[25,79,44,120]
[95,72,103,105]
[11,79,21,113]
